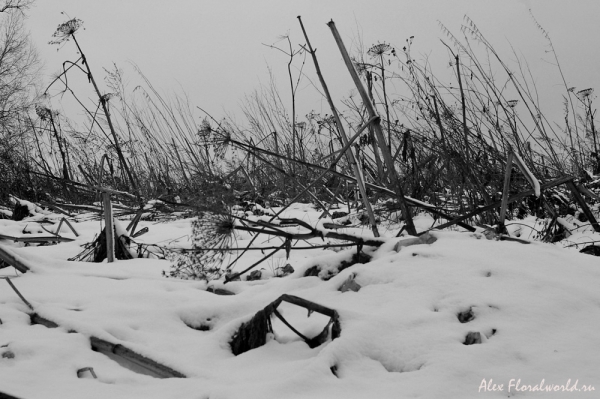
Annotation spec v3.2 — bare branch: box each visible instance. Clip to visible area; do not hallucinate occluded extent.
[0,0,34,13]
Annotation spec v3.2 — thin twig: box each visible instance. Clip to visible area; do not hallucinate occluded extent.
[4,277,34,310]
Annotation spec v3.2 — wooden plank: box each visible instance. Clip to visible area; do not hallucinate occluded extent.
[4,278,34,310]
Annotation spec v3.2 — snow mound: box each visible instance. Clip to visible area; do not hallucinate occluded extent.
[1,215,599,398]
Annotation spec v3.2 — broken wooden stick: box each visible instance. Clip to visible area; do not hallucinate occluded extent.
[0,233,74,244]
[230,294,340,356]
[55,217,79,237]
[90,337,185,378]
[0,245,31,273]
[77,367,98,379]
[15,269,188,386]
[224,244,285,283]
[3,277,34,310]
[30,313,185,378]
[298,15,380,237]
[102,193,115,263]
[4,274,184,378]
[328,19,417,236]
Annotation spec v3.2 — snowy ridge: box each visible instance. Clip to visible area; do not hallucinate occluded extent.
[0,211,599,398]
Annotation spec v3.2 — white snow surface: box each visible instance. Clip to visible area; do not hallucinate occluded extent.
[1,207,599,398]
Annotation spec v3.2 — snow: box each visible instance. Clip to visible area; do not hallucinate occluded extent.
[1,206,599,398]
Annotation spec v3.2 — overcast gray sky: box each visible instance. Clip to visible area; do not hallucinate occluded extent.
[23,0,600,126]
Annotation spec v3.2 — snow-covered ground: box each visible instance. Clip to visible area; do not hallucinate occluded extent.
[1,205,599,398]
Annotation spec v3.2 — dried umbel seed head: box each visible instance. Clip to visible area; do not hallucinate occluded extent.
[198,118,212,139]
[166,211,238,281]
[577,88,594,99]
[35,105,55,121]
[49,18,83,45]
[214,217,235,237]
[196,119,231,160]
[367,42,393,58]
[192,212,235,247]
